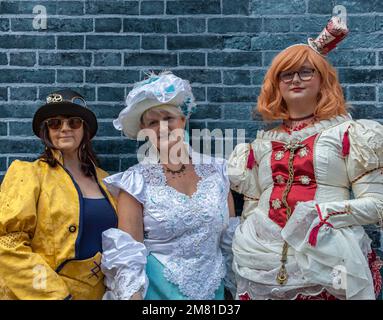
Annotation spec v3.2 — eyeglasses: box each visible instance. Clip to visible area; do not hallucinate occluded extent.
[279,68,316,84]
[45,117,84,130]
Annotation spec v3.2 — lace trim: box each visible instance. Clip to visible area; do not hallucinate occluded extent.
[134,163,218,188]
[131,158,227,299]
[135,164,166,186]
[194,163,217,179]
[163,249,226,300]
[114,271,146,300]
[159,180,226,299]
[257,114,352,143]
[134,163,226,299]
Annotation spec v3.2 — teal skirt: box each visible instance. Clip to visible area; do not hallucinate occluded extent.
[144,254,225,300]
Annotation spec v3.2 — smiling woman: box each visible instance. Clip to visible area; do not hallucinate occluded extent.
[228,16,383,300]
[258,44,347,124]
[0,89,118,300]
[100,72,240,301]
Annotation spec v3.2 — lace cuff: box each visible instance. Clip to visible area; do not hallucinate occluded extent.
[220,217,240,297]
[101,228,149,300]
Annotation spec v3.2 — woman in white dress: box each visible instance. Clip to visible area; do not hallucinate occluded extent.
[228,16,383,300]
[100,72,239,300]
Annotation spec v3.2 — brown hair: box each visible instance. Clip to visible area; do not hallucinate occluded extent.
[257,44,348,121]
[38,119,99,177]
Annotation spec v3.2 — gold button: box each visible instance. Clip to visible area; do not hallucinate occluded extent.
[68,225,77,233]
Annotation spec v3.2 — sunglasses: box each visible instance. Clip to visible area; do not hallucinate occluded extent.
[279,68,316,84]
[45,117,84,130]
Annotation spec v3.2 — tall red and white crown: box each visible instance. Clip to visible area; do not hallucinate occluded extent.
[308,16,349,55]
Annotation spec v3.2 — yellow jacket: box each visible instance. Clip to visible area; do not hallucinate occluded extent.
[0,152,117,300]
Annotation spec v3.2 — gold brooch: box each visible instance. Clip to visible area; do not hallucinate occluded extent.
[47,94,63,103]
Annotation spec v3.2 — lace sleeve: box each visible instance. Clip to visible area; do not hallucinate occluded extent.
[101,228,149,300]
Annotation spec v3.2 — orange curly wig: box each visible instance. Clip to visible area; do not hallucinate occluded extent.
[257,44,348,121]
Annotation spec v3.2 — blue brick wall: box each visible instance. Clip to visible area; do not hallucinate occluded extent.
[0,0,382,290]
[0,0,382,177]
[0,0,380,172]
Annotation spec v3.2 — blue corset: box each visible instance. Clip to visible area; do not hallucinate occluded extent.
[78,197,117,260]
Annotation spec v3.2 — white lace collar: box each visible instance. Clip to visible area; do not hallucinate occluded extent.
[256,114,352,143]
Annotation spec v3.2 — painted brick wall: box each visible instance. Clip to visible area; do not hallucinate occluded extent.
[0,0,382,177]
[0,0,382,293]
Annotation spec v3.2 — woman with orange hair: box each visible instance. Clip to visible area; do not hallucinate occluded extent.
[228,17,383,300]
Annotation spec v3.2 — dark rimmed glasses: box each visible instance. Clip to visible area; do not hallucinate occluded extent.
[45,117,84,130]
[279,68,316,84]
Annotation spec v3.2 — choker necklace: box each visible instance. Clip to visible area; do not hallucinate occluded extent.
[283,114,316,134]
[163,164,186,178]
[288,113,315,121]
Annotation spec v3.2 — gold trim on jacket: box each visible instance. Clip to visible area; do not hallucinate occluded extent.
[0,153,117,300]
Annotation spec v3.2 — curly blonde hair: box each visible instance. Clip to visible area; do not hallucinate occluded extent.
[257,44,348,121]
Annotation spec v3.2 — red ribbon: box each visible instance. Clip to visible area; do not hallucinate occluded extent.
[342,126,350,157]
[246,144,256,169]
[308,204,334,247]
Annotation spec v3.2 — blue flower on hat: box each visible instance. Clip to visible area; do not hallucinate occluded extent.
[113,71,197,139]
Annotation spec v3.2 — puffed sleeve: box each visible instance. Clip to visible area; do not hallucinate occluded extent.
[227,142,260,220]
[101,228,149,300]
[103,167,145,204]
[316,120,383,228]
[0,161,71,300]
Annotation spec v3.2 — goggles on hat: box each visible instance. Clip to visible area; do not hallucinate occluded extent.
[46,93,87,108]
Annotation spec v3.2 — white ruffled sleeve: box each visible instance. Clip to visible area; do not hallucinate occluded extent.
[101,228,149,300]
[103,168,145,204]
[227,142,260,220]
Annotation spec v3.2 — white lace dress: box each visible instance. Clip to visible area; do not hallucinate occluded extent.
[100,150,239,300]
[228,114,383,300]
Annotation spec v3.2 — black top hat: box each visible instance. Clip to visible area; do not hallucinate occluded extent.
[33,89,98,138]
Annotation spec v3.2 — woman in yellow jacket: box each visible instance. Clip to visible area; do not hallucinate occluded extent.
[0,89,117,300]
